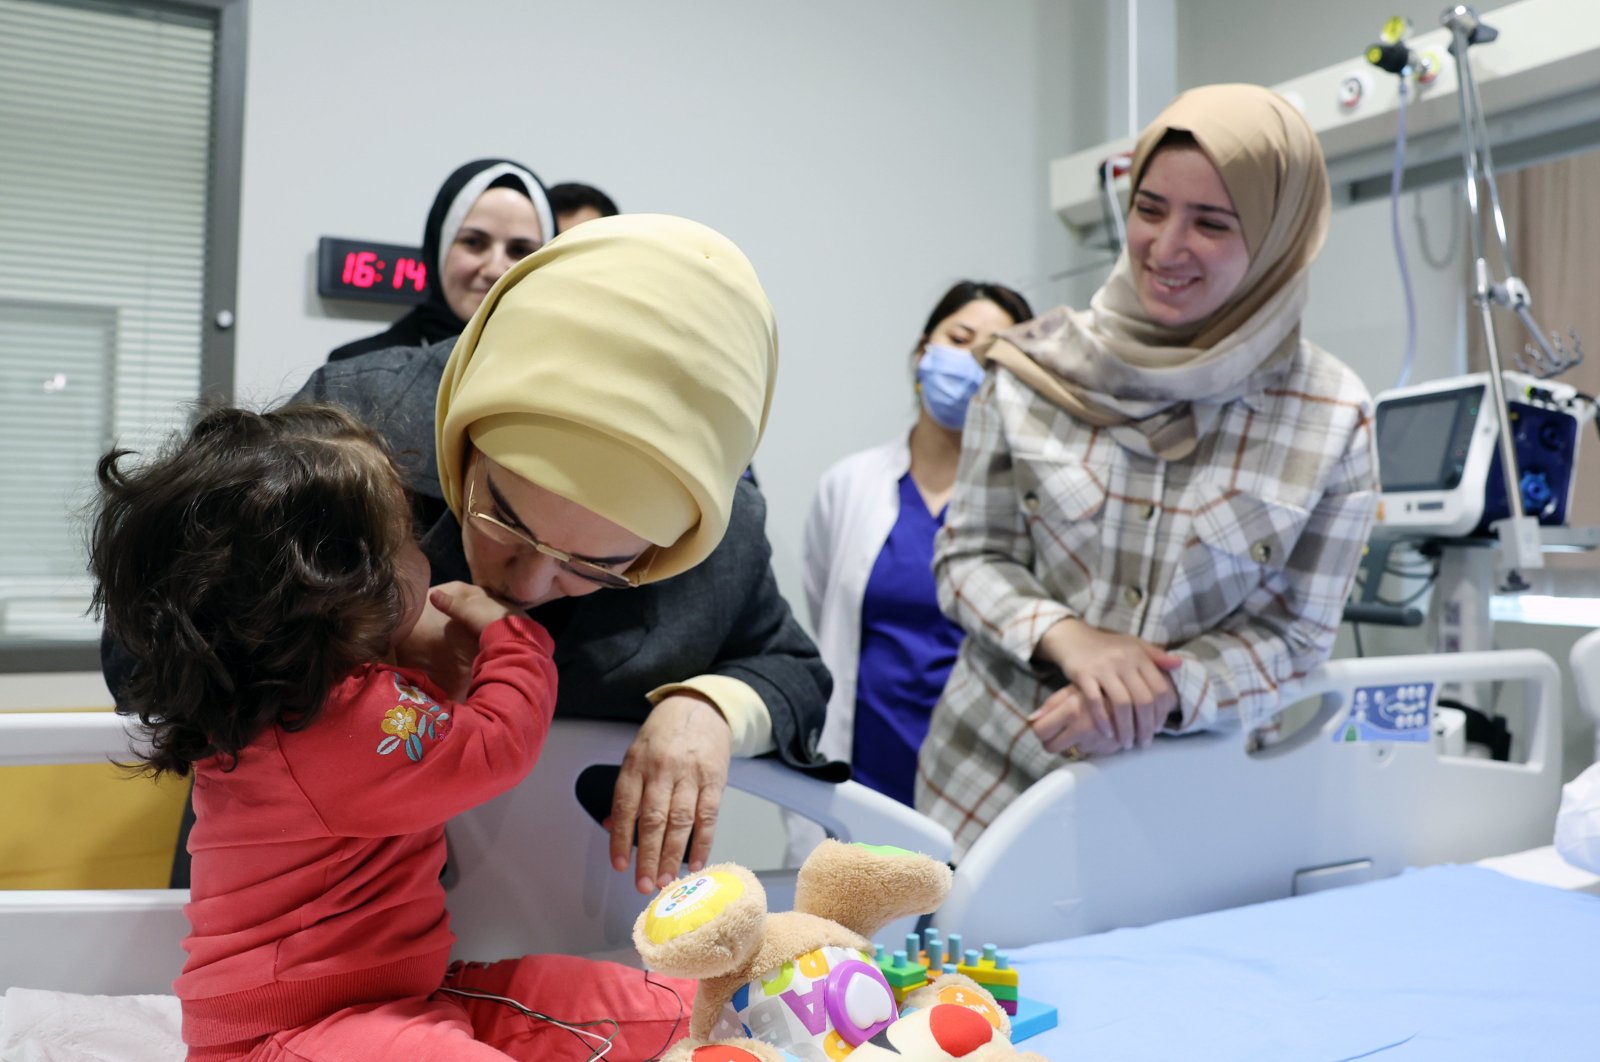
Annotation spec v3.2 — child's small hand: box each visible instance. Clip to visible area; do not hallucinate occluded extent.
[427,581,521,638]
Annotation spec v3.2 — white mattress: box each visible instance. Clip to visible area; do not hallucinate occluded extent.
[0,988,182,1061]
[1476,843,1600,895]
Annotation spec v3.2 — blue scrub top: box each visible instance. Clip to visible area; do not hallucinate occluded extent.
[853,472,965,805]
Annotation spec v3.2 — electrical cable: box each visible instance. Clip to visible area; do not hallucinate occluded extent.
[643,969,687,1062]
[438,985,621,1060]
[1100,156,1129,256]
[1572,391,1600,444]
[437,962,688,1061]
[1389,70,1419,389]
[1413,180,1462,270]
[1375,570,1438,608]
[1375,548,1439,607]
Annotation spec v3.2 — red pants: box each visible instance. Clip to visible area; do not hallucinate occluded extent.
[191,955,695,1061]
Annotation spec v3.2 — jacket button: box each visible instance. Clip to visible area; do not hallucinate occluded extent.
[1139,503,1156,520]
[1250,541,1272,563]
[1023,491,1040,513]
[1124,586,1143,607]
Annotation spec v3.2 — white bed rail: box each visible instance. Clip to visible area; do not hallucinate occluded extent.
[937,650,1563,948]
[1568,628,1600,764]
[443,719,952,960]
[0,709,145,766]
[0,712,952,993]
[0,710,188,995]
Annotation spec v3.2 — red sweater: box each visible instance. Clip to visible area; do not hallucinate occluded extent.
[175,616,556,1048]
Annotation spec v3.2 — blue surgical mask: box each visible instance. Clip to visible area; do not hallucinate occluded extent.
[917,343,985,430]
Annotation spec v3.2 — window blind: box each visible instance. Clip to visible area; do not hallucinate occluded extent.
[0,0,215,645]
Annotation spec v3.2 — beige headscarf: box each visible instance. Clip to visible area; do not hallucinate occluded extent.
[436,214,778,583]
[983,83,1331,460]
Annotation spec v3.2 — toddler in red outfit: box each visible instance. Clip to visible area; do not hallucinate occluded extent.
[90,403,691,1061]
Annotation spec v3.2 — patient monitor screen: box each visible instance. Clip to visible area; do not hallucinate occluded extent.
[1375,385,1484,493]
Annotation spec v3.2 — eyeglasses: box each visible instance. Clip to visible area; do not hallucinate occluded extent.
[465,477,645,590]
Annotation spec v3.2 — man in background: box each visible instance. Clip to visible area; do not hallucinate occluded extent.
[549,181,619,231]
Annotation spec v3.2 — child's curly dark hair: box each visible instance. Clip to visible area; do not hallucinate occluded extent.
[90,402,415,776]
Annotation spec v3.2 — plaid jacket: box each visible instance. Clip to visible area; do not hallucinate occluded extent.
[916,339,1377,856]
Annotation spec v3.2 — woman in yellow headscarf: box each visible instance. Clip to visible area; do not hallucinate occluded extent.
[916,84,1379,858]
[296,214,839,899]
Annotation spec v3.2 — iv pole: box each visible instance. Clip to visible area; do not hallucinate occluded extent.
[1443,4,1583,587]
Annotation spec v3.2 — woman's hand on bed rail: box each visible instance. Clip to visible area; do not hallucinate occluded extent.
[1032,618,1181,754]
[606,691,731,894]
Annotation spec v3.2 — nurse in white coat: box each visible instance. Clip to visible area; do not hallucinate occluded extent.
[803,280,1032,810]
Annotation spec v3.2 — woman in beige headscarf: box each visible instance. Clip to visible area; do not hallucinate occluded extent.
[296,214,839,909]
[916,84,1379,858]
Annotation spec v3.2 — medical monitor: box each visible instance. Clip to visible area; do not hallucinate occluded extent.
[1371,372,1589,539]
[1374,384,1484,493]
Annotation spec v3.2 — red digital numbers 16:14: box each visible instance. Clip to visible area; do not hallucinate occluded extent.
[339,248,426,294]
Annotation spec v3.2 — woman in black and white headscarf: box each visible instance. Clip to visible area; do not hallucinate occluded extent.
[327,157,553,363]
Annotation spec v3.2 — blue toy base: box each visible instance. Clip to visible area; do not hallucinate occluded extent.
[1012,996,1059,1043]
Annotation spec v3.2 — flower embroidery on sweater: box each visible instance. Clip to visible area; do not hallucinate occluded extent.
[376,672,451,762]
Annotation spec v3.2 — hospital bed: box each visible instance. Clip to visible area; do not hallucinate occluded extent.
[0,649,1575,1056]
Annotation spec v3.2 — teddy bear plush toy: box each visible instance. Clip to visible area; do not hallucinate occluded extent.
[634,839,1050,1061]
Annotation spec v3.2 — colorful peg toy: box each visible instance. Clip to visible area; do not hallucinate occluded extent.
[634,840,1050,1061]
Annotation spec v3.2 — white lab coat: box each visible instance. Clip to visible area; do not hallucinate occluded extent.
[803,434,912,764]
[787,435,910,863]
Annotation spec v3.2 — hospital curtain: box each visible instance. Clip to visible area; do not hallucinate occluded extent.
[1466,151,1600,566]
[0,0,216,648]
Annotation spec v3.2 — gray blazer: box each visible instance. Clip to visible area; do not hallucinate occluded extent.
[296,341,841,778]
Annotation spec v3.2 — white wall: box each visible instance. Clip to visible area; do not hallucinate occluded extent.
[233,0,1082,620]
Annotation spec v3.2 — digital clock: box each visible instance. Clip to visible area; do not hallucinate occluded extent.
[316,236,430,305]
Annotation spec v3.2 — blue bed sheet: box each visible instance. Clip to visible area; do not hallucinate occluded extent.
[1009,865,1600,1060]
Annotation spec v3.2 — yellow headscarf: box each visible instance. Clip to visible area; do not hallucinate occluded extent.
[982,83,1331,460]
[436,214,778,583]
